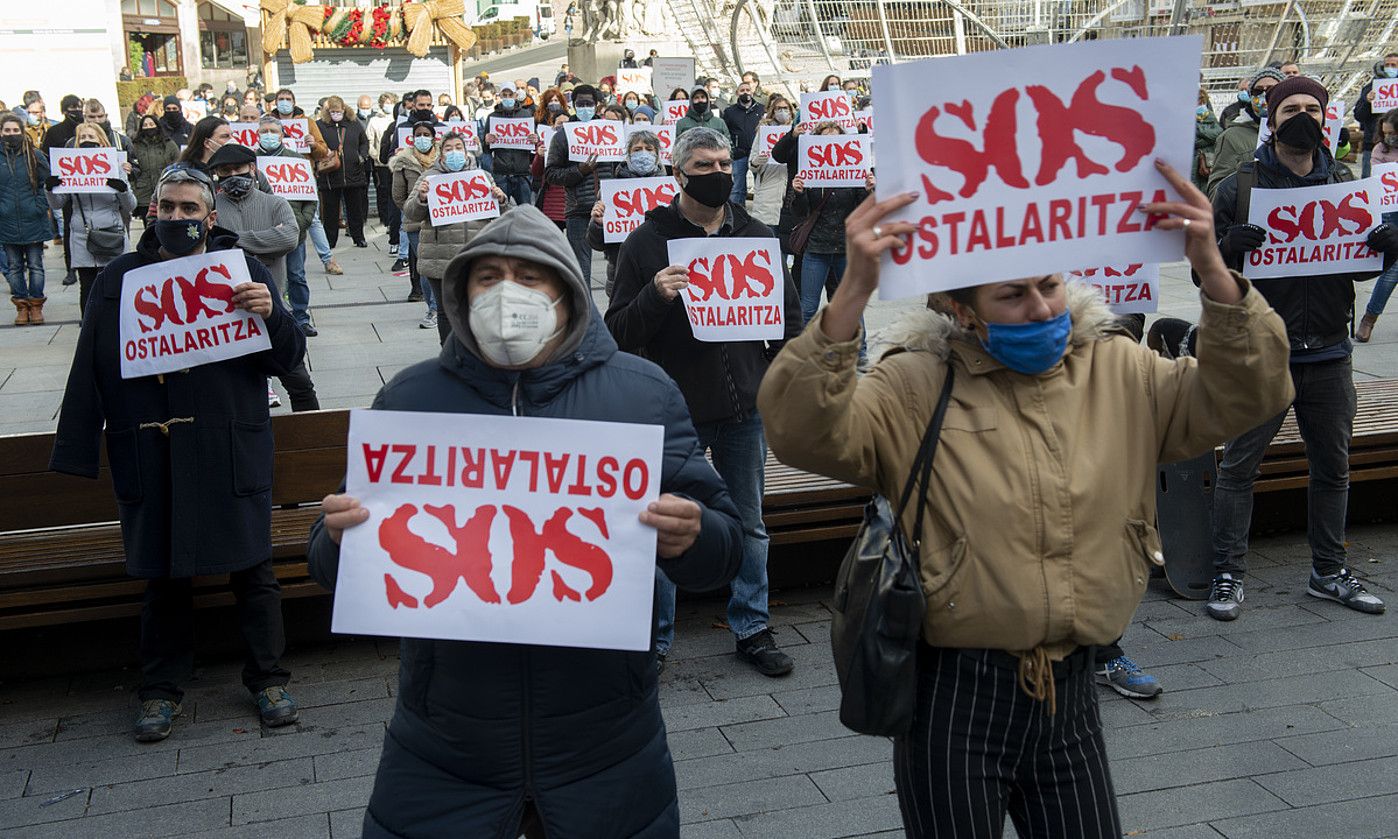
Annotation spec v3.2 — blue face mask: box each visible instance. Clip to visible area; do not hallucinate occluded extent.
[276,100,294,115]
[1196,105,1209,118]
[413,135,434,153]
[1387,67,1398,79]
[443,150,467,171]
[574,106,595,121]
[1236,90,1251,103]
[501,97,516,109]
[979,309,1072,375]
[628,150,657,172]
[258,133,282,151]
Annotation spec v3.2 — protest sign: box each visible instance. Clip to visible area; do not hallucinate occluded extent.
[280,119,311,154]
[662,99,689,125]
[668,237,786,341]
[425,170,500,226]
[258,156,318,201]
[797,134,871,188]
[600,176,678,243]
[1375,162,1398,212]
[228,122,262,148]
[624,123,673,166]
[1323,101,1346,153]
[651,57,695,100]
[488,116,536,150]
[800,91,859,131]
[1067,263,1160,314]
[396,120,480,152]
[564,120,626,162]
[870,35,1199,297]
[333,410,664,651]
[182,99,208,124]
[854,109,874,135]
[616,66,653,97]
[539,125,556,163]
[1245,178,1383,279]
[118,251,270,379]
[50,148,125,194]
[1373,79,1398,114]
[1257,119,1272,148]
[756,125,787,161]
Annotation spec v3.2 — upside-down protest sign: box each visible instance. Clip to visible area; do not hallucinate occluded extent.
[333,410,664,651]
[118,251,270,379]
[668,237,785,341]
[1067,263,1160,314]
[870,36,1200,297]
[1244,178,1383,279]
[601,176,678,243]
[425,170,500,226]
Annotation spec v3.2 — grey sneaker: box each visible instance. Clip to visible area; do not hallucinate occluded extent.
[255,686,299,727]
[419,311,437,330]
[133,699,181,742]
[1206,573,1244,621]
[1308,568,1386,614]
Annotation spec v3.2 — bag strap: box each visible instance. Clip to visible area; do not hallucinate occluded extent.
[895,364,955,547]
[1234,161,1257,226]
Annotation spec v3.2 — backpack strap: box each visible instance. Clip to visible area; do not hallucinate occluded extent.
[1234,161,1257,226]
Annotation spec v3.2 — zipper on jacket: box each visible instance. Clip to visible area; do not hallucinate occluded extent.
[511,378,521,417]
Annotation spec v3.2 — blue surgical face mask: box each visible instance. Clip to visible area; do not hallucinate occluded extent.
[628,150,657,172]
[1236,90,1251,103]
[1387,67,1398,79]
[443,149,467,171]
[501,97,516,109]
[413,135,434,153]
[258,132,282,151]
[1196,105,1209,118]
[574,106,595,121]
[276,100,294,115]
[978,309,1072,375]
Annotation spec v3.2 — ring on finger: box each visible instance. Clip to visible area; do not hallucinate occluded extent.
[1182,218,1192,229]
[872,225,883,239]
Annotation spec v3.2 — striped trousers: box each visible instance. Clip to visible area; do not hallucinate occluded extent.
[893,645,1121,839]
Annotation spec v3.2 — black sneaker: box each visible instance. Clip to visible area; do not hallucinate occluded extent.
[736,629,794,677]
[1309,568,1386,614]
[255,686,299,727]
[353,239,368,248]
[407,289,424,303]
[133,699,180,742]
[62,269,77,286]
[299,322,318,337]
[391,258,408,272]
[656,652,667,676]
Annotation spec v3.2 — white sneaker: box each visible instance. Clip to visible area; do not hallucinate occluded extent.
[419,311,437,330]
[267,385,282,408]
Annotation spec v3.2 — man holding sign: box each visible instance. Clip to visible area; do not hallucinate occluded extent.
[1210,74,1397,622]
[50,167,306,743]
[307,206,742,839]
[607,127,802,677]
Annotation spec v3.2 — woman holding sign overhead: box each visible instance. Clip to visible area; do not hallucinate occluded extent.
[758,161,1294,838]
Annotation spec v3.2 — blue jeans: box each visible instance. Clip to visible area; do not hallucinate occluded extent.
[1366,211,1398,317]
[497,173,533,208]
[730,156,750,205]
[1363,148,1373,179]
[407,231,433,312]
[799,251,845,324]
[566,217,592,288]
[286,238,311,326]
[308,212,332,265]
[655,414,770,653]
[4,243,45,298]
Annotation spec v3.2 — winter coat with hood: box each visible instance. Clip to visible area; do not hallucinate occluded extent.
[674,103,731,143]
[1212,142,1369,357]
[47,180,138,269]
[545,118,618,219]
[390,143,438,233]
[605,199,802,426]
[0,140,51,245]
[403,152,515,280]
[585,158,669,293]
[306,205,744,839]
[1207,111,1262,198]
[758,279,1293,671]
[50,224,306,579]
[130,130,180,209]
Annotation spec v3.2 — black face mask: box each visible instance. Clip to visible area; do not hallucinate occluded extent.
[65,109,82,123]
[546,102,563,114]
[78,141,99,148]
[2,135,22,151]
[411,108,436,123]
[1274,112,1325,152]
[154,217,209,256]
[692,101,709,115]
[218,173,254,200]
[163,110,183,126]
[738,94,753,105]
[681,170,732,208]
[140,127,160,139]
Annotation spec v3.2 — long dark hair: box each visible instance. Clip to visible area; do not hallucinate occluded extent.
[179,115,229,166]
[0,113,42,190]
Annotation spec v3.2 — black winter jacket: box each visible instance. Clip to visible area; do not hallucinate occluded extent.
[545,118,617,218]
[1212,144,1374,355]
[722,100,764,159]
[605,200,802,425]
[790,184,868,254]
[482,104,537,177]
[316,118,370,189]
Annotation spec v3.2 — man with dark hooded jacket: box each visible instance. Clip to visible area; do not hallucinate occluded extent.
[481,82,536,208]
[307,204,743,839]
[606,127,802,678]
[1208,75,1397,623]
[545,84,616,285]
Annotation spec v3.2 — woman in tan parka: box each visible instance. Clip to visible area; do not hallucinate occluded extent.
[757,161,1294,838]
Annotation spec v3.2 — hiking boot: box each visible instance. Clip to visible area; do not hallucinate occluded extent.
[419,311,437,330]
[390,258,408,272]
[1097,655,1162,699]
[255,686,299,727]
[1308,568,1386,614]
[1357,313,1378,343]
[736,629,794,677]
[1206,573,1244,621]
[11,297,27,326]
[324,259,344,276]
[26,297,45,325]
[134,699,181,742]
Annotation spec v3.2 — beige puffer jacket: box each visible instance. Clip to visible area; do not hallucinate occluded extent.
[402,155,514,281]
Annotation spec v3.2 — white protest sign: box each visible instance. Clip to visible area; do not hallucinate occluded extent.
[1373,79,1398,114]
[668,237,786,341]
[182,99,208,124]
[257,156,318,201]
[651,57,696,101]
[1323,101,1346,154]
[1245,178,1383,279]
[871,35,1199,297]
[1256,118,1272,149]
[854,109,874,135]
[397,121,480,151]
[489,116,536,150]
[228,122,262,148]
[1067,263,1160,314]
[539,125,556,163]
[564,120,626,162]
[662,99,689,125]
[616,66,653,97]
[50,148,125,194]
[334,410,664,652]
[800,91,859,132]
[118,251,271,379]
[280,119,312,154]
[600,176,679,243]
[756,125,787,162]
[797,134,871,188]
[425,170,500,226]
[624,122,673,166]
[1375,162,1398,212]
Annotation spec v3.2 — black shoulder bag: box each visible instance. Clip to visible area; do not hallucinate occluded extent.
[76,196,127,260]
[830,365,954,736]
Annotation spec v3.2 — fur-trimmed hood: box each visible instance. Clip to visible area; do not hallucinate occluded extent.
[870,280,1125,362]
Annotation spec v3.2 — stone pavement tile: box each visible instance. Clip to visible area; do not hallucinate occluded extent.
[683,818,742,838]
[1109,740,1307,796]
[679,773,827,824]
[1221,612,1398,654]
[1198,638,1398,685]
[1138,662,1226,692]
[0,716,57,750]
[1363,663,1398,689]
[25,748,176,795]
[0,391,60,424]
[330,807,365,839]
[88,757,315,815]
[1104,704,1347,761]
[291,677,392,710]
[1117,778,1288,833]
[302,366,386,396]
[305,342,437,372]
[0,364,71,394]
[9,797,230,838]
[720,710,853,752]
[186,812,329,838]
[671,624,768,660]
[663,695,787,733]
[0,769,26,799]
[1253,753,1398,807]
[175,723,385,774]
[232,774,375,825]
[1129,597,1201,623]
[809,761,896,802]
[292,697,394,730]
[1210,791,1398,839]
[791,620,832,646]
[1096,694,1161,728]
[0,324,63,347]
[314,745,383,783]
[771,684,842,716]
[1143,603,1329,640]
[1132,826,1231,839]
[1275,721,1398,765]
[1126,668,1397,723]
[1125,634,1247,669]
[1318,696,1398,728]
[730,794,903,839]
[0,785,88,830]
[694,641,838,702]
[674,735,890,791]
[667,727,735,762]
[659,677,713,708]
[297,322,383,347]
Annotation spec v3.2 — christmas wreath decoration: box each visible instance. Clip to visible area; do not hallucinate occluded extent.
[262,0,473,62]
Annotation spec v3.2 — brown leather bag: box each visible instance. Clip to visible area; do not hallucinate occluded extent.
[316,126,343,175]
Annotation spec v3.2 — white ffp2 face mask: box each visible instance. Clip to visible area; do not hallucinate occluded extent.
[468,281,564,366]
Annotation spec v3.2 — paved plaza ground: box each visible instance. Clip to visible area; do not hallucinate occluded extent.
[2,216,1397,837]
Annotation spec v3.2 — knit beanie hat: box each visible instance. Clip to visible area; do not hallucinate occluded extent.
[1265,76,1329,125]
[1248,68,1286,92]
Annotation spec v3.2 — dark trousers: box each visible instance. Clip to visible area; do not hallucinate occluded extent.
[77,267,99,320]
[427,276,451,345]
[277,360,320,412]
[375,167,399,241]
[565,216,592,288]
[894,646,1120,839]
[138,558,291,702]
[320,185,367,248]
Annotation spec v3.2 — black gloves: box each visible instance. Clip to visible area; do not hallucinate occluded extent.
[44,175,61,191]
[1367,223,1398,255]
[106,178,128,193]
[1218,223,1267,258]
